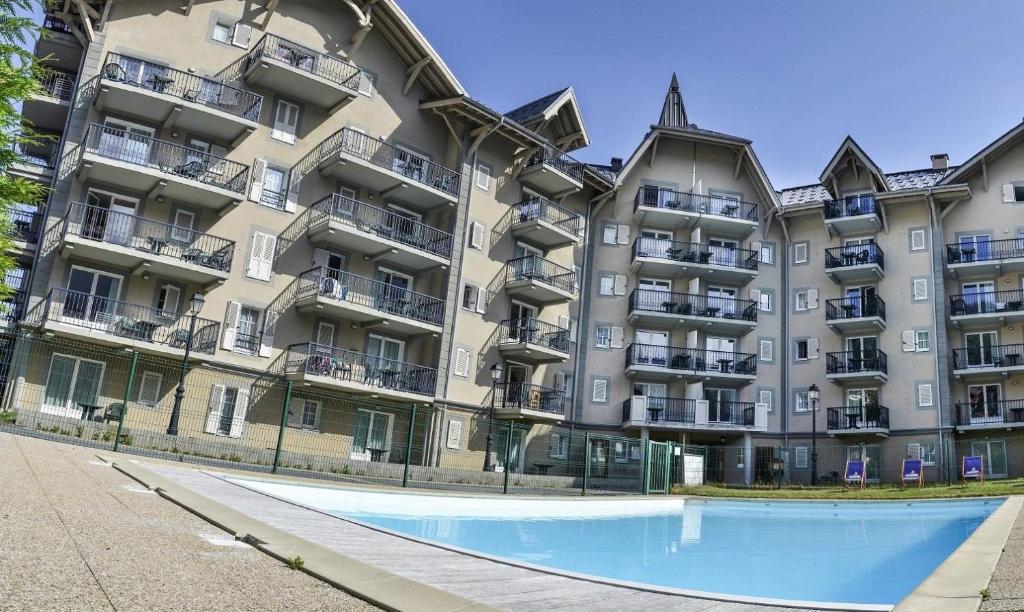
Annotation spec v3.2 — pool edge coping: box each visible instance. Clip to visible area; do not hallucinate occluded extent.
[893,494,1023,612]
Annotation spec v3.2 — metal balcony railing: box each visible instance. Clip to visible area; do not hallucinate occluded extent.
[950,289,1024,317]
[629,289,757,321]
[823,194,880,220]
[825,295,886,321]
[307,193,453,259]
[623,397,755,426]
[956,400,1024,427]
[102,53,263,122]
[496,318,570,353]
[632,237,759,270]
[827,405,890,431]
[42,14,72,34]
[524,144,585,184]
[284,342,437,397]
[37,70,76,101]
[296,266,444,326]
[9,208,42,244]
[824,244,885,270]
[2,289,25,323]
[947,238,1024,265]
[246,33,365,91]
[503,255,576,294]
[510,196,582,236]
[62,202,234,273]
[83,123,250,194]
[952,343,1024,370]
[15,141,58,169]
[634,186,759,221]
[43,288,220,355]
[301,127,460,198]
[825,349,888,375]
[626,344,756,375]
[493,382,566,416]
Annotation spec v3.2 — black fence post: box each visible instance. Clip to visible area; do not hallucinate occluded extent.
[502,420,514,494]
[402,404,417,487]
[272,381,292,473]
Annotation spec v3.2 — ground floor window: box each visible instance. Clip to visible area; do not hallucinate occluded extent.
[351,409,393,462]
[204,384,250,438]
[42,353,105,418]
[970,439,1007,477]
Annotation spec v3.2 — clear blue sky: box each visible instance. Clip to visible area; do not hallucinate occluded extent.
[401,0,1024,189]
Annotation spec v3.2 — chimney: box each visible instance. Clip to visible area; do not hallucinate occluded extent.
[930,153,949,170]
[610,157,623,172]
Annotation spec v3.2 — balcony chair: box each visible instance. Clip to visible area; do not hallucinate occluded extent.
[102,403,124,424]
[857,250,870,264]
[202,247,231,271]
[173,159,206,180]
[180,247,204,265]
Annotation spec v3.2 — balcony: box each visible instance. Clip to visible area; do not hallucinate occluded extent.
[502,255,576,304]
[97,53,262,143]
[36,15,81,71]
[59,202,233,286]
[826,405,890,437]
[495,318,570,363]
[627,289,757,335]
[79,123,250,211]
[518,144,584,197]
[492,382,566,421]
[947,238,1024,279]
[293,267,443,336]
[822,195,882,236]
[633,186,759,237]
[625,344,756,385]
[824,244,884,284]
[825,350,888,383]
[631,238,758,285]
[955,400,1024,431]
[244,33,364,111]
[825,296,886,333]
[1,289,25,328]
[952,343,1024,379]
[283,342,436,402]
[9,208,42,252]
[306,193,452,270]
[950,290,1024,329]
[310,128,460,208]
[507,197,582,248]
[622,397,766,432]
[40,288,220,360]
[11,140,58,180]
[23,70,75,131]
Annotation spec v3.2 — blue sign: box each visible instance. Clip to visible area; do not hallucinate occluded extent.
[902,459,922,481]
[963,455,983,479]
[845,460,865,481]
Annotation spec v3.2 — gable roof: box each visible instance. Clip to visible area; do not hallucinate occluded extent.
[941,120,1024,185]
[658,73,688,128]
[503,87,590,150]
[780,167,956,207]
[818,136,888,196]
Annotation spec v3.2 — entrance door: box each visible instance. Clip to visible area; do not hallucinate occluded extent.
[846,336,878,371]
[495,425,523,473]
[374,268,412,316]
[962,281,996,315]
[964,331,998,368]
[707,286,737,317]
[385,203,421,242]
[512,242,543,278]
[754,447,774,484]
[970,440,1007,477]
[845,388,879,427]
[635,330,669,365]
[63,267,122,325]
[967,384,1001,423]
[707,238,738,267]
[845,285,877,317]
[99,118,154,165]
[83,189,138,246]
[503,362,530,406]
[638,278,671,311]
[509,301,538,342]
[959,233,992,262]
[639,229,672,259]
[42,354,104,418]
[365,335,404,387]
[704,387,737,423]
[632,382,667,420]
[590,438,610,478]
[706,336,736,372]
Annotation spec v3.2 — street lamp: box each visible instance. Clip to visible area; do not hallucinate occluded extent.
[808,383,820,485]
[483,363,503,472]
[167,292,205,436]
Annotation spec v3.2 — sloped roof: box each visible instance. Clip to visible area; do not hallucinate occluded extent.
[780,167,957,207]
[502,87,590,150]
[658,73,688,128]
[505,88,570,124]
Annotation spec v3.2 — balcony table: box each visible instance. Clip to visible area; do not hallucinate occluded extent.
[646,406,664,422]
[961,247,976,262]
[147,236,168,254]
[842,252,859,267]
[717,358,732,373]
[841,303,858,317]
[78,403,103,421]
[1007,353,1021,367]
[661,301,679,313]
[366,448,387,463]
[1011,408,1024,423]
[1008,301,1023,312]
[670,353,691,369]
[698,251,714,264]
[703,306,721,318]
[665,246,684,260]
[532,463,553,476]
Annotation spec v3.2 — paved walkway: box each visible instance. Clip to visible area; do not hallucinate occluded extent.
[980,500,1024,612]
[0,433,378,612]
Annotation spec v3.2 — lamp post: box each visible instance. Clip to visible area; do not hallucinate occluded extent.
[483,363,503,472]
[808,383,820,485]
[167,292,205,436]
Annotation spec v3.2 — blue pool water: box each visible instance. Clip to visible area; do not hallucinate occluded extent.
[234,479,1001,607]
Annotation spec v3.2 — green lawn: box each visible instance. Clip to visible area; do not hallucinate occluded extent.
[672,479,1024,500]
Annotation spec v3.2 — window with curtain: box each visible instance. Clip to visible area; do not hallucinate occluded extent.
[352,409,392,461]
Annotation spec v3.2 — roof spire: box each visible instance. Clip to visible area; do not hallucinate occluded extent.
[658,72,688,128]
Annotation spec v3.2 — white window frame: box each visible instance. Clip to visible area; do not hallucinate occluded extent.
[759,242,774,264]
[270,99,300,144]
[795,446,809,468]
[602,223,618,245]
[917,383,934,407]
[475,162,492,191]
[758,291,772,312]
[795,290,809,311]
[912,277,929,301]
[910,228,927,251]
[299,398,320,431]
[549,433,569,460]
[794,390,809,413]
[759,338,773,362]
[212,21,232,43]
[795,339,809,361]
[915,330,930,352]
[595,325,612,348]
[351,408,394,461]
[156,283,181,318]
[794,242,809,263]
[598,274,615,296]
[758,388,773,413]
[136,371,162,407]
[453,347,471,378]
[246,230,276,281]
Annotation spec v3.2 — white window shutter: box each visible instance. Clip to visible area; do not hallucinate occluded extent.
[902,330,916,352]
[1002,184,1015,203]
[913,278,928,300]
[229,387,250,438]
[259,310,278,357]
[461,284,476,311]
[312,248,331,268]
[221,301,240,350]
[918,383,933,407]
[557,315,570,331]
[616,224,630,245]
[248,158,267,202]
[807,289,819,310]
[749,288,761,302]
[469,222,484,249]
[609,326,624,349]
[572,265,581,293]
[446,419,463,449]
[549,433,563,458]
[613,274,627,296]
[205,384,225,433]
[453,348,470,377]
[475,288,487,314]
[284,169,301,213]
[808,337,820,359]
[759,339,773,361]
[569,318,578,342]
[911,229,926,250]
[907,443,921,460]
[553,371,566,391]
[247,232,275,280]
[592,379,608,402]
[231,23,252,48]
[751,241,762,260]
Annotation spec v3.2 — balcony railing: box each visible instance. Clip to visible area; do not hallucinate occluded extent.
[950,289,1024,317]
[825,296,886,321]
[629,288,756,322]
[622,397,756,426]
[947,238,1024,265]
[83,123,250,193]
[2,289,25,323]
[296,266,444,327]
[827,405,890,431]
[952,343,1024,370]
[823,195,880,220]
[42,14,72,34]
[37,70,75,101]
[284,342,437,397]
[956,400,1024,427]
[246,33,365,91]
[303,127,460,198]
[632,237,759,270]
[494,382,566,416]
[62,202,234,273]
[826,349,888,375]
[511,196,582,236]
[626,344,757,375]
[9,208,42,244]
[503,255,576,294]
[15,141,58,169]
[634,186,758,221]
[525,144,584,184]
[824,244,885,270]
[496,318,570,353]
[102,53,263,122]
[308,193,453,259]
[43,288,220,355]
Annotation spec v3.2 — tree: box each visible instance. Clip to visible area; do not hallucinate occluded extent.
[0,0,47,308]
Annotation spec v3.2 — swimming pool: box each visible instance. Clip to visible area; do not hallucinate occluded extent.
[232,478,1001,608]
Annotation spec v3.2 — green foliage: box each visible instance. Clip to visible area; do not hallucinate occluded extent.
[0,409,16,423]
[980,587,991,600]
[285,555,304,571]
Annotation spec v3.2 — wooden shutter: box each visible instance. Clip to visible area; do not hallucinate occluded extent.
[312,247,331,268]
[259,310,278,357]
[137,372,161,406]
[902,330,916,352]
[613,274,627,296]
[569,319,578,342]
[205,384,225,433]
[572,265,581,293]
[284,169,301,213]
[751,241,762,262]
[446,419,463,449]
[461,284,476,311]
[749,288,762,302]
[228,387,250,438]
[272,100,299,144]
[592,379,608,402]
[1003,184,1015,203]
[475,288,487,314]
[248,158,266,202]
[616,224,630,245]
[907,443,922,460]
[807,288,819,310]
[221,301,240,350]
[231,23,252,48]
[315,322,334,347]
[247,232,275,280]
[557,315,570,331]
[609,326,624,349]
[553,371,566,391]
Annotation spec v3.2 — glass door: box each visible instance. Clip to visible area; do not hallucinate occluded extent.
[967,384,1001,423]
[704,387,737,423]
[707,238,738,267]
[99,118,154,165]
[366,335,404,387]
[385,203,421,242]
[962,281,996,315]
[847,444,882,482]
[845,388,879,427]
[635,330,669,365]
[84,190,137,246]
[638,278,671,311]
[707,286,737,317]
[508,301,538,342]
[63,267,122,326]
[374,268,412,316]
[964,331,997,368]
[503,362,530,406]
[959,234,991,262]
[513,242,543,278]
[632,382,667,420]
[970,440,1007,477]
[352,409,393,462]
[845,336,878,371]
[42,355,104,418]
[845,285,876,317]
[639,229,672,259]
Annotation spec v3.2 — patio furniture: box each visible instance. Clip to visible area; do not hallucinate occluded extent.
[647,406,663,421]
[146,236,168,254]
[717,358,732,373]
[77,403,103,421]
[181,247,204,265]
[103,403,125,424]
[174,159,206,179]
[202,248,231,271]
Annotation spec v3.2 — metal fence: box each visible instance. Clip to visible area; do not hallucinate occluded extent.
[246,33,364,91]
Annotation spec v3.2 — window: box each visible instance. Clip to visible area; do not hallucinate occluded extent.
[1003,184,1024,203]
[629,443,642,461]
[614,440,629,463]
[912,277,929,301]
[757,290,772,312]
[795,290,808,311]
[760,243,774,264]
[461,284,486,314]
[794,242,809,263]
[1016,185,1024,202]
[452,347,471,377]
[137,371,162,407]
[246,231,276,280]
[235,307,261,354]
[795,447,809,469]
[204,384,250,438]
[212,21,232,43]
[446,419,463,450]
[591,378,608,403]
[908,442,937,466]
[549,433,568,459]
[475,163,491,190]
[351,409,393,461]
[599,274,615,296]
[602,223,618,245]
[794,390,809,412]
[917,383,934,407]
[300,399,320,430]
[260,167,287,209]
[795,339,809,360]
[467,221,485,250]
[758,338,773,362]
[43,354,104,417]
[758,388,773,413]
[595,325,612,348]
[171,210,195,242]
[271,99,300,144]
[156,284,181,317]
[736,448,745,469]
[910,228,927,251]
[915,330,930,352]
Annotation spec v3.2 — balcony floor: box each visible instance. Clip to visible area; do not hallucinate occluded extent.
[824,214,882,236]
[496,341,569,364]
[295,293,441,337]
[826,316,886,334]
[948,258,1024,280]
[41,318,205,362]
[950,311,1024,330]
[504,279,575,304]
[307,218,449,271]
[826,427,889,438]
[318,151,458,210]
[509,219,580,249]
[60,234,230,287]
[244,57,357,111]
[827,371,888,384]
[517,163,582,197]
[630,256,757,285]
[622,417,764,433]
[22,94,71,133]
[634,206,757,238]
[956,420,1024,433]
[953,364,1024,379]
[627,309,757,335]
[493,405,565,422]
[285,370,433,404]
[826,265,884,285]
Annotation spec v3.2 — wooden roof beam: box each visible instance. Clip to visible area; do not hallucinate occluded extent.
[402,56,431,96]
[344,0,375,51]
